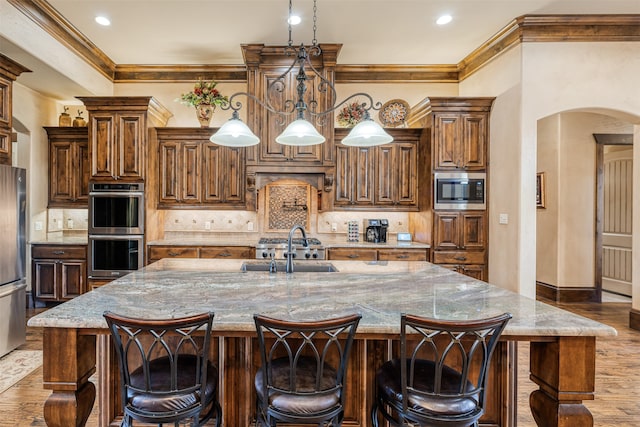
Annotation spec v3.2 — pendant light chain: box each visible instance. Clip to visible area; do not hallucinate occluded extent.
[288,0,293,47]
[312,0,318,47]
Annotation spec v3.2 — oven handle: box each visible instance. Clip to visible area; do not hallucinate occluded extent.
[89,191,144,197]
[89,234,144,240]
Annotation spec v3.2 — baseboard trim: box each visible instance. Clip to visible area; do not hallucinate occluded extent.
[536,281,599,303]
[629,309,640,331]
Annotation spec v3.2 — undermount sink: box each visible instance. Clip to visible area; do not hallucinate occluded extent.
[241,261,338,273]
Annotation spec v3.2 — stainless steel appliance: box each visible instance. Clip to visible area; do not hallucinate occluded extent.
[89,182,144,235]
[256,237,325,260]
[88,182,144,279]
[434,172,486,210]
[364,219,388,243]
[0,164,27,357]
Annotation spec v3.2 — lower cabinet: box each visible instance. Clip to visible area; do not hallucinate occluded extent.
[147,245,254,263]
[32,244,87,303]
[327,247,429,261]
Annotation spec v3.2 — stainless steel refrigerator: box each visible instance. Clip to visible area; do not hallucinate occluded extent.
[0,164,26,357]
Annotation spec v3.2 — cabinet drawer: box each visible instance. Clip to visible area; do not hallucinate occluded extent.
[148,246,198,261]
[32,245,87,259]
[378,249,427,261]
[433,251,485,265]
[199,246,253,259]
[327,248,377,261]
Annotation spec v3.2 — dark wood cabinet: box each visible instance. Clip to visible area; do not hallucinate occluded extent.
[432,211,487,280]
[147,245,254,263]
[0,54,30,165]
[155,128,246,208]
[78,97,172,181]
[327,247,429,261]
[334,128,424,210]
[432,112,487,171]
[32,244,87,303]
[45,127,89,207]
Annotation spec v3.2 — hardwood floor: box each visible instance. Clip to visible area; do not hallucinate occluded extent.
[2,302,639,426]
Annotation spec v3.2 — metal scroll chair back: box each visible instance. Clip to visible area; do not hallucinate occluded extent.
[253,313,361,426]
[103,311,222,427]
[372,312,512,427]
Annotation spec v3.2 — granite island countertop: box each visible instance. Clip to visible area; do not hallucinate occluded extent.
[28,258,614,339]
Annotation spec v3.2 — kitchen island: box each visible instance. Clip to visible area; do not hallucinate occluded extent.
[28,258,616,427]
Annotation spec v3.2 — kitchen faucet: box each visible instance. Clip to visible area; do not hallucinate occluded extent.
[285,225,308,273]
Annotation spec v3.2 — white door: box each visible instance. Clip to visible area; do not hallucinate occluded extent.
[602,148,633,296]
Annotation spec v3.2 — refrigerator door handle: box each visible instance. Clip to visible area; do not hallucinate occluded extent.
[0,282,27,299]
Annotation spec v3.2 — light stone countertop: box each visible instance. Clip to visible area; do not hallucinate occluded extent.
[30,236,88,245]
[28,258,615,338]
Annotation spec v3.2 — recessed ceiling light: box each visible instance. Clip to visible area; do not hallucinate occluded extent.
[95,16,111,26]
[436,14,452,25]
[288,15,301,25]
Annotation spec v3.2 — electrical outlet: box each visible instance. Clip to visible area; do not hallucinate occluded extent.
[67,219,74,229]
[331,222,337,232]
[247,221,254,231]
[499,213,508,225]
[35,221,43,231]
[204,221,211,230]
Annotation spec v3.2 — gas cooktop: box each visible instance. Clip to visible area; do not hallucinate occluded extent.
[258,237,322,246]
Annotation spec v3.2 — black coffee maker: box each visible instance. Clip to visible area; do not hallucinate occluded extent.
[364,219,388,243]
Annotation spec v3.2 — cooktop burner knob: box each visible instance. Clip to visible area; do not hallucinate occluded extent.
[305,251,311,259]
[261,251,268,258]
[312,250,319,259]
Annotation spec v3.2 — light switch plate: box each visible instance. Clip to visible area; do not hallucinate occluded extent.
[499,213,508,225]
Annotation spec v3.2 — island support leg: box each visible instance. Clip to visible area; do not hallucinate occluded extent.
[529,336,596,427]
[42,328,96,427]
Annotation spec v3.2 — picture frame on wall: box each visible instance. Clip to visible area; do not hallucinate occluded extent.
[536,172,546,208]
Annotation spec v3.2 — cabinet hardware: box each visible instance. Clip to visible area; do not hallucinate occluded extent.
[218,253,231,257]
[396,254,409,259]
[347,254,359,259]
[454,256,467,261]
[53,251,65,255]
[168,251,180,257]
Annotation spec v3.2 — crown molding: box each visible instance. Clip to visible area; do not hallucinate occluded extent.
[7,2,640,84]
[8,0,116,80]
[459,14,640,80]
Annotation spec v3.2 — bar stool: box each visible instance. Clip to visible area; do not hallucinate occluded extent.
[253,313,361,426]
[371,312,512,427]
[104,311,222,427]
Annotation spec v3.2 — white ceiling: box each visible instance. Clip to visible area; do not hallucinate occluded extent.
[46,0,640,65]
[2,0,640,100]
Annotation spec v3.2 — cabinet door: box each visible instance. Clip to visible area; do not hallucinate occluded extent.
[50,142,74,204]
[433,114,461,170]
[459,264,486,281]
[202,142,223,203]
[326,248,377,261]
[375,145,394,205]
[395,142,418,205]
[76,141,90,203]
[223,147,245,203]
[378,249,427,261]
[354,146,375,204]
[33,260,58,300]
[433,212,461,250]
[0,129,9,165]
[461,113,487,170]
[117,112,146,180]
[460,211,487,250]
[334,145,352,204]
[181,142,201,203]
[147,246,198,263]
[0,75,10,128]
[61,261,86,300]
[90,113,116,179]
[199,246,254,259]
[159,141,180,203]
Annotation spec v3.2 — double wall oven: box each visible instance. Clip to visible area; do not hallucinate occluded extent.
[88,182,144,279]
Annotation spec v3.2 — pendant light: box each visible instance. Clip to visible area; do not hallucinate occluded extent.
[210,0,392,148]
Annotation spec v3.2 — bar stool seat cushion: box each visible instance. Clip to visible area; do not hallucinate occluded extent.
[254,356,340,414]
[376,358,479,416]
[128,355,218,413]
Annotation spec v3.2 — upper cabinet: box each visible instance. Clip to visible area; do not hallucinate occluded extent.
[334,128,428,211]
[0,54,30,166]
[425,98,493,171]
[242,44,340,170]
[78,97,172,181]
[45,127,89,207]
[155,128,246,208]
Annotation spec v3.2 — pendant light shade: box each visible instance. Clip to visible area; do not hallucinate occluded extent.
[275,118,326,146]
[341,119,393,146]
[210,114,260,147]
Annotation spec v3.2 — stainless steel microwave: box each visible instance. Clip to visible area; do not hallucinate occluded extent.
[434,172,486,210]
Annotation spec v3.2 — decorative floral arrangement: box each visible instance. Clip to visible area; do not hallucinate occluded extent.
[336,100,366,127]
[177,79,228,107]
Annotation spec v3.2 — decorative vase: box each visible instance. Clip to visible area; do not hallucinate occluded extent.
[58,112,71,127]
[196,104,215,127]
